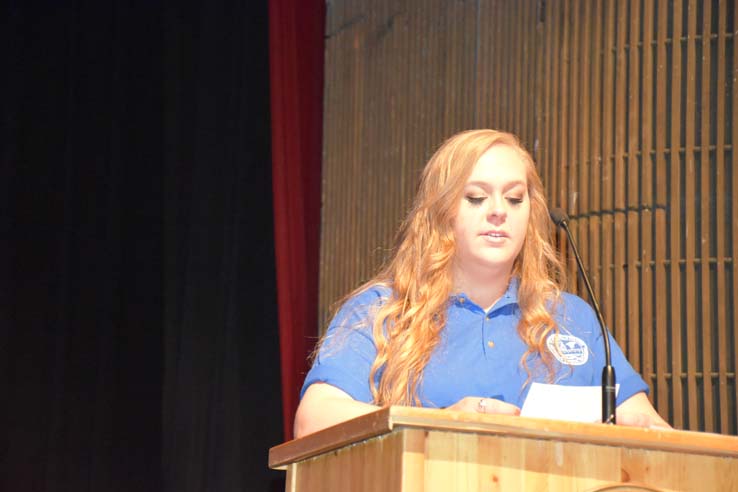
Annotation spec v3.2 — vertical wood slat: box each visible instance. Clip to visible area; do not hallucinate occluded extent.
[528,0,538,144]
[654,0,670,420]
[474,0,484,126]
[732,0,738,436]
[351,0,364,297]
[614,0,628,344]
[500,1,512,131]
[533,0,545,161]
[568,0,579,219]
[559,0,573,281]
[540,1,553,207]
[566,0,578,286]
[579,1,590,299]
[533,0,544,160]
[578,0,591,313]
[559,0,569,219]
[640,0,654,394]
[500,2,514,128]
[522,0,535,148]
[601,0,616,352]
[545,1,556,203]
[499,2,510,129]
[544,0,557,204]
[512,2,523,137]
[699,0,714,433]
[479,0,493,127]
[714,0,729,435]
[684,0,699,430]
[669,0,685,429]
[494,0,506,131]
[320,1,345,331]
[627,0,642,370]
[568,0,580,289]
[474,1,487,128]
[589,0,603,319]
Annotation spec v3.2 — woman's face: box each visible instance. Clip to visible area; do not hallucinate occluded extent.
[452,143,531,280]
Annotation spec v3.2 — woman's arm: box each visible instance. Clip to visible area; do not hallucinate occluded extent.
[294,383,523,438]
[616,391,671,429]
[294,382,380,438]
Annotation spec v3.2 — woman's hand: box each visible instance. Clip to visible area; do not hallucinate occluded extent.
[615,392,672,429]
[445,396,521,416]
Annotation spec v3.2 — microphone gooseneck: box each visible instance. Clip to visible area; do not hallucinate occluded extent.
[549,208,617,424]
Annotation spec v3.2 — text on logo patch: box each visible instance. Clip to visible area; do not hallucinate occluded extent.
[546,333,589,366]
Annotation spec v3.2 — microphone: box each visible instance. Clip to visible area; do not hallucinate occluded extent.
[550,208,616,424]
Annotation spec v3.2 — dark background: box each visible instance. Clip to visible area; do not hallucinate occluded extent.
[3,1,284,490]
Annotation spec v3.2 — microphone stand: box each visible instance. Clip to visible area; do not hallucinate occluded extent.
[551,209,616,424]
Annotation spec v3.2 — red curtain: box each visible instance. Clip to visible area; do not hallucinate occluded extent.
[269,0,325,441]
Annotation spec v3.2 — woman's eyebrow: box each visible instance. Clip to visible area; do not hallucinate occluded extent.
[464,179,527,190]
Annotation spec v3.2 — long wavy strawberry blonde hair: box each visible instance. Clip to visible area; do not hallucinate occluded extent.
[326,129,566,406]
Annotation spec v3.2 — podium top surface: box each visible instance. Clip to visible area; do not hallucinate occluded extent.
[269,406,738,469]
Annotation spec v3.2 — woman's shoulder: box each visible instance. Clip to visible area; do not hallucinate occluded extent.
[555,291,599,322]
[558,291,593,310]
[327,283,393,333]
[338,283,394,313]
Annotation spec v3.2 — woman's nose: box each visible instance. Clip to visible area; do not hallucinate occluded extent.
[486,195,507,220]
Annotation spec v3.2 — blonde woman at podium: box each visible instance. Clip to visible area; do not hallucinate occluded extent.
[295,129,669,438]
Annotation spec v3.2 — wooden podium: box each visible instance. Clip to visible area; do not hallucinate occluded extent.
[269,406,738,491]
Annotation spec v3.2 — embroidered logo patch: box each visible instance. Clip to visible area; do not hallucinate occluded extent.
[546,333,589,366]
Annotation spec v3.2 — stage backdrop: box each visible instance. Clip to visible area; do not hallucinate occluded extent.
[3,2,285,491]
[318,0,737,435]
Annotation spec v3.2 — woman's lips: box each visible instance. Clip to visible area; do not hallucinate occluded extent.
[482,230,508,238]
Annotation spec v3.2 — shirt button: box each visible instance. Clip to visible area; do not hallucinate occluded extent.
[487,340,495,348]
[459,298,465,303]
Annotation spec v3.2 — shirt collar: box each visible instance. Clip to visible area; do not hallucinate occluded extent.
[451,277,520,312]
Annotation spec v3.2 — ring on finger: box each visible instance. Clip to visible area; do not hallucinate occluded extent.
[477,398,487,413]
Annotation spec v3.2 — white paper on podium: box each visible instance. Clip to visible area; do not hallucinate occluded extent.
[520,382,620,423]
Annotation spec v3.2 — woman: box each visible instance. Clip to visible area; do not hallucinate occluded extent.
[295,129,669,437]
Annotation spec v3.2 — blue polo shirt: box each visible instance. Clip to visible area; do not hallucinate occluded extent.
[302,279,648,409]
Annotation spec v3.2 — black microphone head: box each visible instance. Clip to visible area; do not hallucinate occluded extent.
[549,208,569,227]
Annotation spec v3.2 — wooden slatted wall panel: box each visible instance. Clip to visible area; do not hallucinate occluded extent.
[320,0,479,330]
[320,0,737,434]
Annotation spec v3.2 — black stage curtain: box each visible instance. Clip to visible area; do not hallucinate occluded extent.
[3,2,284,491]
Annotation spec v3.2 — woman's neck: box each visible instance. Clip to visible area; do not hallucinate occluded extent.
[452,265,512,309]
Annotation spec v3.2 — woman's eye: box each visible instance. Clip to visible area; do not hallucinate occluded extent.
[506,196,524,205]
[465,196,486,205]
